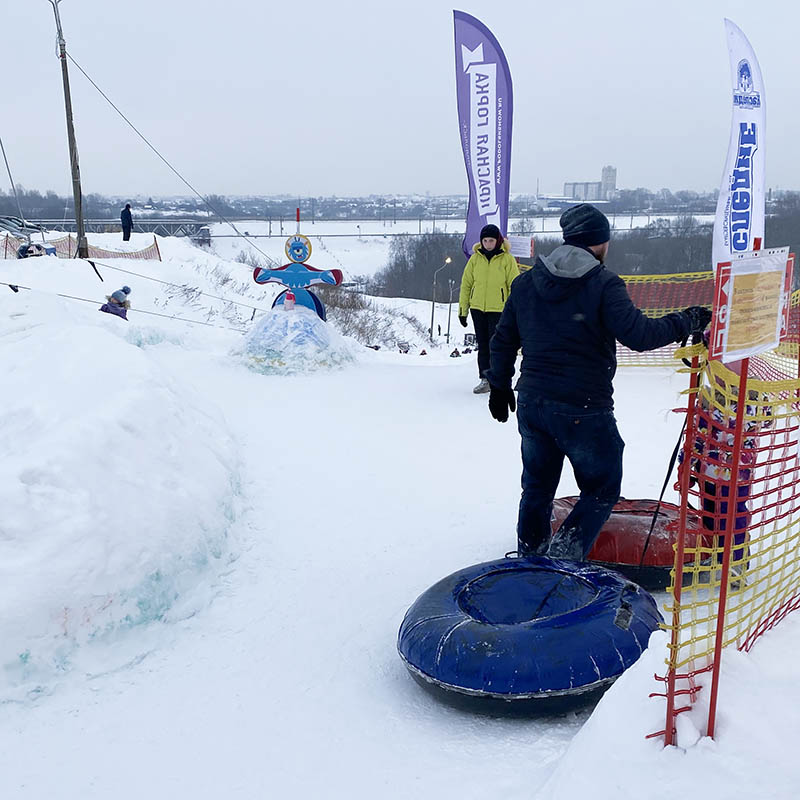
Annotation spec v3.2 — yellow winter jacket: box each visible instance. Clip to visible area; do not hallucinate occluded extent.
[458,241,520,316]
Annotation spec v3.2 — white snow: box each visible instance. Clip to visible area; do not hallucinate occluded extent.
[0,293,240,700]
[235,306,357,374]
[207,214,716,280]
[0,234,798,799]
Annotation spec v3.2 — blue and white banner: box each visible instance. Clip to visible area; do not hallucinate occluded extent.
[453,11,513,257]
[713,19,766,269]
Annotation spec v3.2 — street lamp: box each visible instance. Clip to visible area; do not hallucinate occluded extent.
[446,278,455,345]
[430,257,452,342]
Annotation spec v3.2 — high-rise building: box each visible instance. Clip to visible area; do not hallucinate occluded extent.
[563,166,617,201]
[600,165,617,199]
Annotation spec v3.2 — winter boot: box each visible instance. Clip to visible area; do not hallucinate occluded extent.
[696,561,747,591]
[547,529,585,561]
[473,378,490,394]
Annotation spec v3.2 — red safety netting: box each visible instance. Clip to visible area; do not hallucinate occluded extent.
[617,272,715,366]
[652,349,800,746]
[2,233,161,261]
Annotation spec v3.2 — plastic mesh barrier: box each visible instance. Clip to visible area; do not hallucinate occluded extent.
[2,233,161,261]
[652,347,800,745]
[616,271,715,367]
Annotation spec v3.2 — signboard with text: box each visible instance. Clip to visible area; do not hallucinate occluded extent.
[506,235,534,259]
[709,247,792,361]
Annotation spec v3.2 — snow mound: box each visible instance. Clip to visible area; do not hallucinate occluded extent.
[234,307,356,374]
[0,295,241,699]
[123,324,188,349]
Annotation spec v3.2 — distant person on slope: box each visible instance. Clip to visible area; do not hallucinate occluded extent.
[458,223,519,394]
[485,203,711,560]
[121,203,133,242]
[99,285,132,320]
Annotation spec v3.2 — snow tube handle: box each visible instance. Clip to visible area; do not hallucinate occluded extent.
[613,582,639,631]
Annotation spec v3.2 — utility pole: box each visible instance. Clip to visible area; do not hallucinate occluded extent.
[48,0,88,258]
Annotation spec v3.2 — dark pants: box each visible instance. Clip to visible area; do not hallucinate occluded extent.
[516,395,624,559]
[701,479,750,566]
[122,227,132,241]
[470,309,502,378]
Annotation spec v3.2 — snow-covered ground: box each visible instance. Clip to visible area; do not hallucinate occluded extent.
[0,235,798,799]
[206,213,716,281]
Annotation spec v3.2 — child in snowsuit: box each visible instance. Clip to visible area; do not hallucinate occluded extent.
[100,286,132,320]
[680,368,769,588]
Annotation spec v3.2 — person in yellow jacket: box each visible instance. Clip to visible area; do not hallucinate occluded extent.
[458,224,520,393]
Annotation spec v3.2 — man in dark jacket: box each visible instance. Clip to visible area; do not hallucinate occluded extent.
[485,203,711,560]
[121,203,133,241]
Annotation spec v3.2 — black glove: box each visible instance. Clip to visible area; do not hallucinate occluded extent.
[489,386,516,423]
[683,306,712,335]
[459,315,468,328]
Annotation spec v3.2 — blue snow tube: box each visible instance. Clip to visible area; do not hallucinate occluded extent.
[397,556,662,710]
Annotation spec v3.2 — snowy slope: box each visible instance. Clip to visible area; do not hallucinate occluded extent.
[5,232,436,349]
[207,213,716,281]
[0,237,798,799]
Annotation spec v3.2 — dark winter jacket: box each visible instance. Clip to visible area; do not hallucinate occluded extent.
[99,302,128,320]
[486,245,692,408]
[120,207,133,229]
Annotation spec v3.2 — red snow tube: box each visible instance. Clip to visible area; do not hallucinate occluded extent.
[551,497,712,590]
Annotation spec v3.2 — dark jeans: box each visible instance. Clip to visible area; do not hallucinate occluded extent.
[470,309,502,378]
[701,479,750,566]
[122,227,132,241]
[516,395,624,559]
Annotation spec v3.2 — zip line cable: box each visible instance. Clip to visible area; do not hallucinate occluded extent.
[88,259,271,314]
[0,135,27,224]
[0,281,249,334]
[65,52,276,265]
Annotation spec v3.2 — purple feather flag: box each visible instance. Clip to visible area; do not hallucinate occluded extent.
[453,11,513,257]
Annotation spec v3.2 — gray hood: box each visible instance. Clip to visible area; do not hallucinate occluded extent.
[540,245,600,279]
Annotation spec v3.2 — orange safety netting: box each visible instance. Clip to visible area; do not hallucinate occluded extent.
[2,233,161,261]
[616,271,714,367]
[652,349,800,745]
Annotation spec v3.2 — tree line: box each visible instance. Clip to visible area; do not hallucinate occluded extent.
[370,195,800,301]
[0,188,119,219]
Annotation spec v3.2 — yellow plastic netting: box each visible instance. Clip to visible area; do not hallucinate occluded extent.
[656,346,800,743]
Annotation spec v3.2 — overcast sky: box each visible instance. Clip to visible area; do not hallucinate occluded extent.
[3,0,798,198]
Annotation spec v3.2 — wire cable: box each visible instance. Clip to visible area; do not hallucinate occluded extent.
[0,281,249,333]
[0,136,47,246]
[65,51,277,265]
[0,135,27,224]
[87,258,271,314]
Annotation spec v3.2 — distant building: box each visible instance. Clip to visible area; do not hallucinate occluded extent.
[563,181,603,201]
[564,166,617,201]
[600,166,617,199]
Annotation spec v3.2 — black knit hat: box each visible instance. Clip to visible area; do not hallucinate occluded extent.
[559,204,610,247]
[479,223,502,242]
